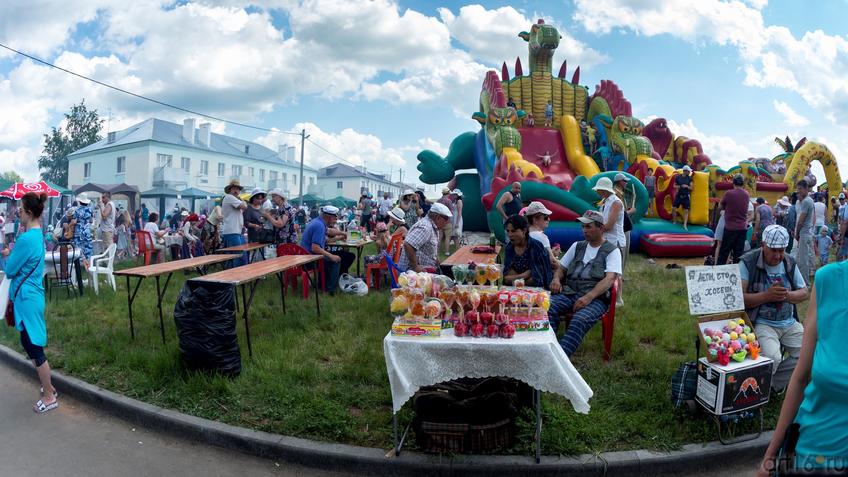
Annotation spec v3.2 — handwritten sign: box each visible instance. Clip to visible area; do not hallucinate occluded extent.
[685,265,744,315]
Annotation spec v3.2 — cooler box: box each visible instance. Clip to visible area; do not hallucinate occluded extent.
[641,233,714,257]
[695,356,773,415]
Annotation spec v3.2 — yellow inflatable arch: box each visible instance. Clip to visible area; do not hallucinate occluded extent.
[783,141,843,215]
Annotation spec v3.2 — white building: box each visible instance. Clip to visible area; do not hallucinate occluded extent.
[67,118,318,204]
[313,163,404,200]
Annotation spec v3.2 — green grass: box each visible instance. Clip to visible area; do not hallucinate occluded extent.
[0,252,793,455]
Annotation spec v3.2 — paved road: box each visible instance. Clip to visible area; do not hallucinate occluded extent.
[1,361,759,477]
[0,363,351,477]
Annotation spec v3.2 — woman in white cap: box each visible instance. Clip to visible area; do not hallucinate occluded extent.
[399,189,421,228]
[774,196,791,228]
[450,189,464,247]
[73,192,95,269]
[593,177,626,305]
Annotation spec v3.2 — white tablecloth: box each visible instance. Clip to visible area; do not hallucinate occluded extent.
[383,330,593,414]
[44,248,82,263]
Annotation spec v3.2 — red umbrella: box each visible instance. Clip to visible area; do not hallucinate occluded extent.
[0,181,61,199]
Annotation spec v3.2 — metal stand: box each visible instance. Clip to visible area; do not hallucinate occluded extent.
[125,275,144,340]
[154,273,173,344]
[239,281,260,358]
[713,407,765,445]
[392,412,412,456]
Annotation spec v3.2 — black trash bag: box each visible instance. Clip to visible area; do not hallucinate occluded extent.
[173,280,241,377]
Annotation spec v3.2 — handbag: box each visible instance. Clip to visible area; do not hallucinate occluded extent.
[5,260,38,327]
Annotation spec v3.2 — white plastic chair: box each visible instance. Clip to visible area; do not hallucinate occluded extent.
[88,243,117,294]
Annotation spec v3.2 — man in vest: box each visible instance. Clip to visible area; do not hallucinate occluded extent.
[740,224,808,392]
[548,210,622,357]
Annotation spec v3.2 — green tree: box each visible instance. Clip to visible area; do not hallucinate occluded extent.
[38,100,103,187]
[0,170,23,183]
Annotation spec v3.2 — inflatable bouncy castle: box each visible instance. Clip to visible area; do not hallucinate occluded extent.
[416,19,843,256]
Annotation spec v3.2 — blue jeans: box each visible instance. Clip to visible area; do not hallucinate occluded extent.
[323,257,341,294]
[222,233,247,267]
[548,293,609,356]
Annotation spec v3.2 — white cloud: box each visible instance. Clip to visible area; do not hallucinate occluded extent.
[0,146,39,182]
[773,100,810,127]
[439,5,607,71]
[0,1,109,58]
[572,0,848,124]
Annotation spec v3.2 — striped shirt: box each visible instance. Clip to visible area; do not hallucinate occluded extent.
[397,216,438,271]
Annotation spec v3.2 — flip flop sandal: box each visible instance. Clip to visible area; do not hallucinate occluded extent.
[33,399,59,414]
[40,387,59,398]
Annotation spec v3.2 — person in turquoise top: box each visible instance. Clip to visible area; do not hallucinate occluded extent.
[2,192,58,413]
[758,261,848,475]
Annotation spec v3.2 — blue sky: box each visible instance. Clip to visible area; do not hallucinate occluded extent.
[1,0,847,187]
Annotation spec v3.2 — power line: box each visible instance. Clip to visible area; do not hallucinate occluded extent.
[0,42,300,137]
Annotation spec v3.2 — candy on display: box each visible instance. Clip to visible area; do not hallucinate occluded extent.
[389,268,550,339]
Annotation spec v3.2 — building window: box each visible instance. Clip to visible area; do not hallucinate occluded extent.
[259,169,265,182]
[157,153,172,167]
[337,181,343,189]
[247,167,254,177]
[217,163,225,177]
[293,175,297,185]
[309,177,315,185]
[269,171,278,181]
[84,162,92,179]
[232,165,242,176]
[181,156,190,172]
[116,156,126,174]
[200,160,209,176]
[282,173,287,184]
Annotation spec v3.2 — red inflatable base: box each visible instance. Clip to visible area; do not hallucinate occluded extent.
[640,233,715,258]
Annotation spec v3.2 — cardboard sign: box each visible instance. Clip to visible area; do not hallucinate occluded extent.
[685,265,744,315]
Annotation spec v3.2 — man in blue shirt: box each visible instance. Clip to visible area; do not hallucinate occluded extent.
[740,224,808,392]
[301,205,353,294]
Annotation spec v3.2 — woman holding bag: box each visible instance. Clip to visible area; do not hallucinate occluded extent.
[1,192,57,413]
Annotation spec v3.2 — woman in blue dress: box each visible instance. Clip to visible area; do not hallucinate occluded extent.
[758,261,848,475]
[2,192,58,413]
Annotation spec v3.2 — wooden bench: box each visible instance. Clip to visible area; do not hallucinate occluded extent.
[192,254,323,357]
[114,254,237,343]
[216,242,268,263]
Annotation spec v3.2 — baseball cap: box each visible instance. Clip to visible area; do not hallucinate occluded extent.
[682,165,692,172]
[429,202,453,218]
[762,224,790,249]
[577,210,604,225]
[321,205,340,216]
[525,201,552,216]
[450,189,463,197]
[613,172,628,183]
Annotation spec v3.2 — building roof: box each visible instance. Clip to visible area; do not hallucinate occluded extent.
[318,163,400,185]
[68,118,317,172]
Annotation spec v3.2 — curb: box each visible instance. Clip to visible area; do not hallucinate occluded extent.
[0,344,770,476]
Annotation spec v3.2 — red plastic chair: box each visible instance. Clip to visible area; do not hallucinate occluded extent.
[276,243,325,297]
[366,233,404,289]
[135,231,162,266]
[562,282,617,362]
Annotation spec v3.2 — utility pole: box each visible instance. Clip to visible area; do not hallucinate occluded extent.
[399,169,404,185]
[299,128,309,208]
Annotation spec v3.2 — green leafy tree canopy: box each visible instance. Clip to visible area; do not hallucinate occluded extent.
[38,100,103,187]
[0,171,24,183]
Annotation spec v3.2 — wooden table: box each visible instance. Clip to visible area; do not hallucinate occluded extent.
[329,238,373,277]
[114,254,236,344]
[441,244,501,267]
[216,242,268,263]
[192,254,322,357]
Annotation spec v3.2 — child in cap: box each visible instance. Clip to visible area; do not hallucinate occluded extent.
[815,226,833,267]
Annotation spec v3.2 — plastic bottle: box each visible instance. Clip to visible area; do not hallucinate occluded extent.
[489,232,496,247]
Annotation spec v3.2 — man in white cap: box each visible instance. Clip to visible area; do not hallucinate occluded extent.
[672,166,693,230]
[436,186,455,255]
[548,210,621,357]
[397,202,452,272]
[450,189,464,247]
[740,224,808,392]
[301,205,353,294]
[793,179,816,280]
